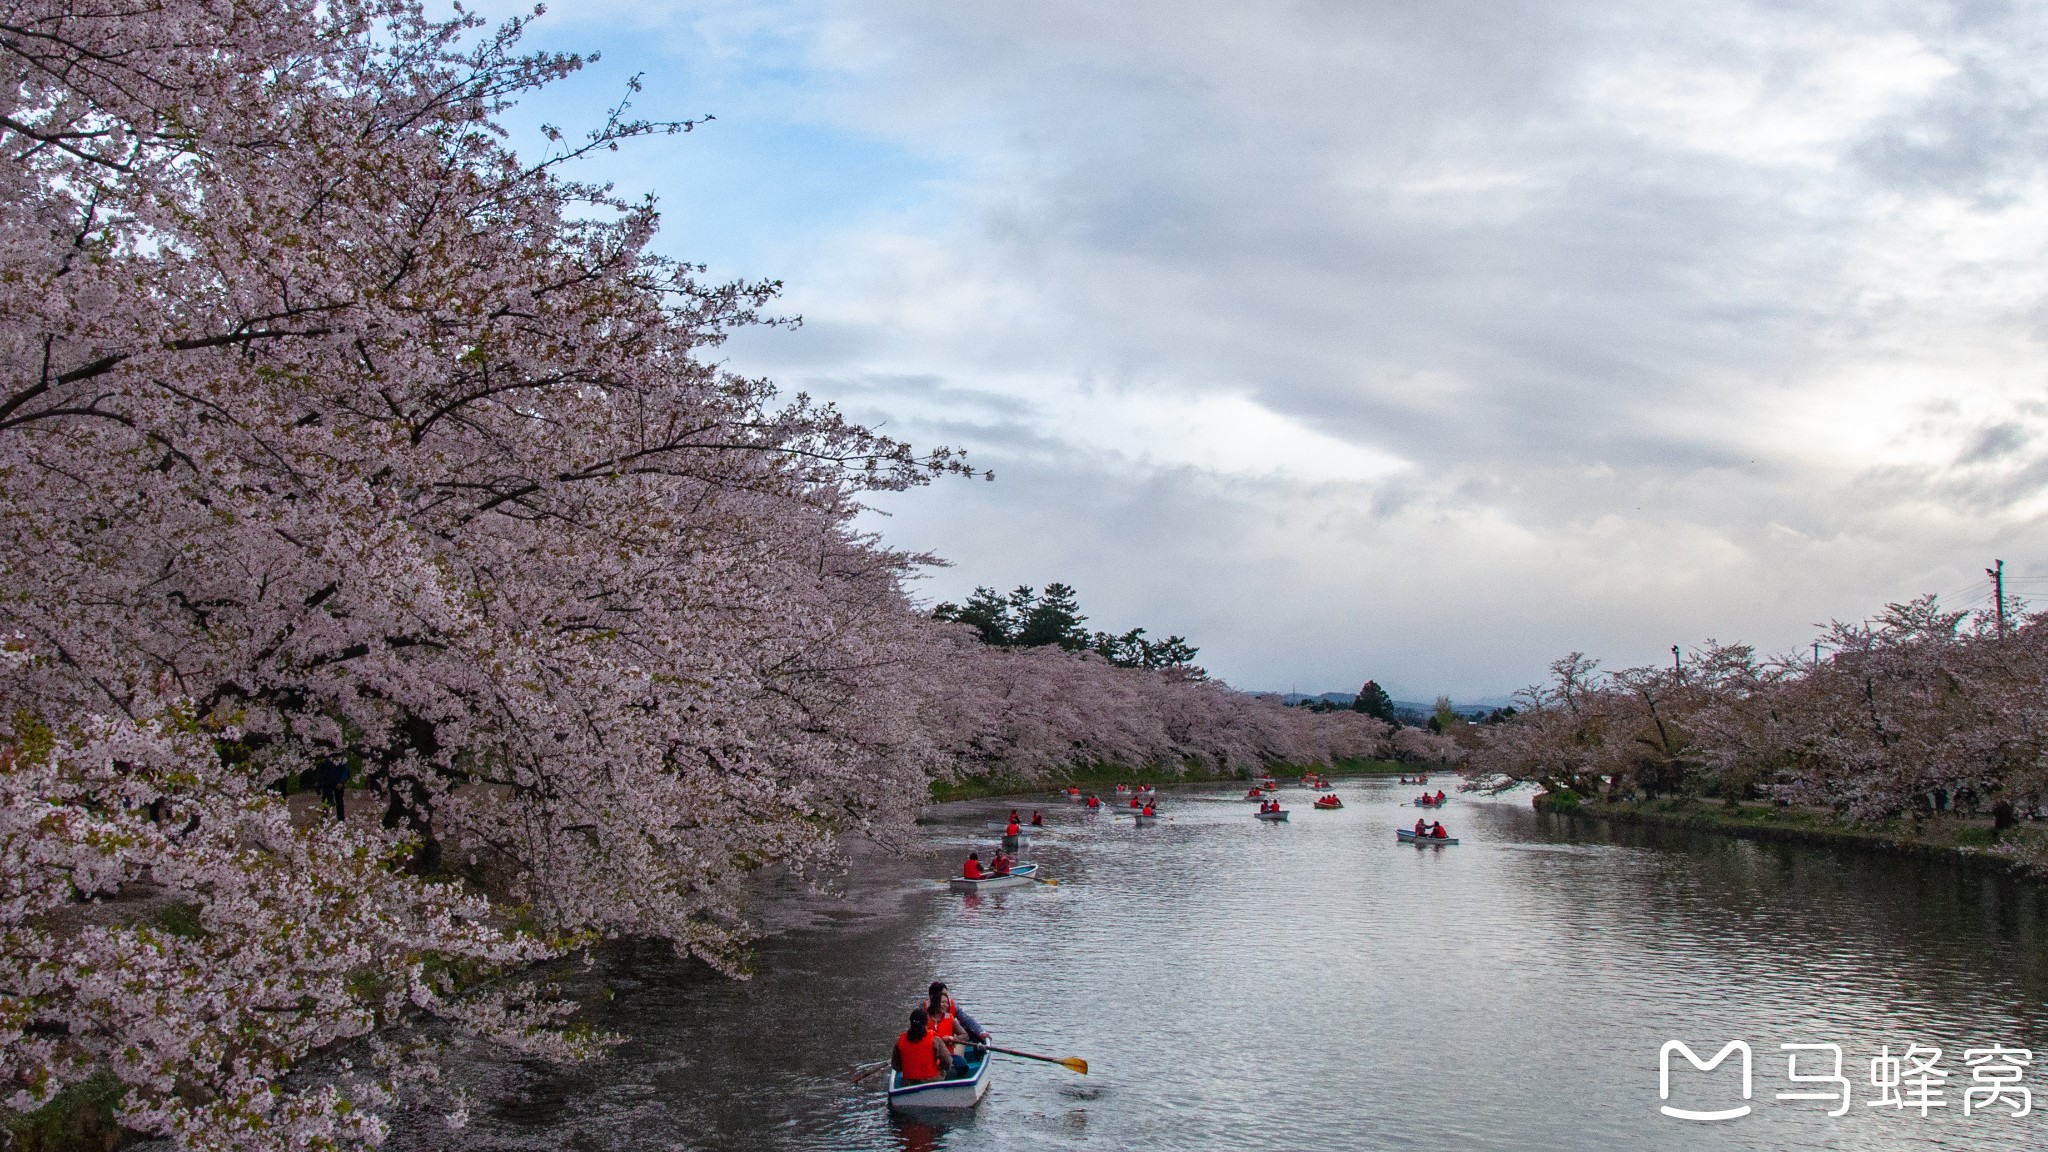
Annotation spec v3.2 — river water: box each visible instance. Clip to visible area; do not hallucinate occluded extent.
[394,778,2048,1151]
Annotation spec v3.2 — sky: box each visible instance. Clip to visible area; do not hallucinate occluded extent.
[470,0,2048,700]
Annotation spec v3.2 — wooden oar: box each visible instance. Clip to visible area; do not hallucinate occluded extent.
[849,1059,891,1084]
[964,1040,1087,1074]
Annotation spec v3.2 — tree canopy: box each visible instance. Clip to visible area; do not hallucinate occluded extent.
[934,583,1206,676]
[1352,680,1397,723]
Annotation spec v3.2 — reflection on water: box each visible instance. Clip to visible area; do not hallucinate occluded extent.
[392,780,2048,1151]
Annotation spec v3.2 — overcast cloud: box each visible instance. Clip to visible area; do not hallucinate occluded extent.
[480,0,2048,699]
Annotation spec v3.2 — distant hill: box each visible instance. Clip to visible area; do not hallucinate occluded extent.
[1259,691,1503,721]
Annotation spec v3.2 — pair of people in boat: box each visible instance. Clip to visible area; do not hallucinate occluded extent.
[1137,802,1156,817]
[961,851,1014,879]
[892,982,989,1084]
[1412,818,1449,838]
[1417,789,1446,805]
[1258,799,1283,813]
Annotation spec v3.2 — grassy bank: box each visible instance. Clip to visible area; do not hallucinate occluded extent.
[928,757,1416,803]
[1533,792,2048,878]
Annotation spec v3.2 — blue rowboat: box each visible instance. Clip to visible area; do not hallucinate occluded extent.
[948,862,1038,893]
[1397,828,1458,845]
[889,1048,993,1111]
[1413,799,1446,807]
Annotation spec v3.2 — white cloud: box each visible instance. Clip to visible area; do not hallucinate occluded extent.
[500,0,2048,694]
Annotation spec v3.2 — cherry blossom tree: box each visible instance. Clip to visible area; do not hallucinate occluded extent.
[1473,598,2048,844]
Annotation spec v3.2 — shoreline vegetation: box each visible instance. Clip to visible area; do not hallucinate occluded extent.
[1532,791,2045,878]
[1471,597,2048,884]
[929,757,1422,803]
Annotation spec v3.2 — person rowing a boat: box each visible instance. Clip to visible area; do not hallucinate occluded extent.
[1085,794,1102,811]
[893,1007,951,1084]
[1434,789,1446,805]
[1030,810,1046,827]
[1141,802,1155,817]
[961,852,985,880]
[988,849,1012,876]
[1414,816,1427,836]
[1005,816,1022,838]
[1430,821,1448,839]
[927,982,989,1078]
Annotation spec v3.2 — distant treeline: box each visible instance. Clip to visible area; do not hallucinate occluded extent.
[1285,681,1519,731]
[933,582,1205,676]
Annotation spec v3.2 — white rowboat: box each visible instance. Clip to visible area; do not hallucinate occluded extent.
[1255,810,1289,822]
[1396,828,1458,845]
[1412,799,1446,807]
[888,1048,992,1111]
[948,862,1040,893]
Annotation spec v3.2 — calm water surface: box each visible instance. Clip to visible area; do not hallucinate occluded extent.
[394,779,2048,1151]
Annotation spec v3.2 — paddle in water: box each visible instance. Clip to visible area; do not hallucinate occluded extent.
[962,1040,1088,1074]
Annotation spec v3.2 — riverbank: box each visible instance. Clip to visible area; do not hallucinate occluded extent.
[1533,793,2048,878]
[927,757,1418,803]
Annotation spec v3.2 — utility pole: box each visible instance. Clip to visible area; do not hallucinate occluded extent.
[1813,640,1821,668]
[1987,559,2007,637]
[1671,644,1682,674]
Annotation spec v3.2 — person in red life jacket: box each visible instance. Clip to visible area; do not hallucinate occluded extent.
[1414,817,1427,835]
[1435,790,1446,804]
[1031,810,1046,827]
[1432,823,1448,839]
[989,850,1011,876]
[927,982,989,1078]
[893,1007,949,1084]
[1086,794,1102,810]
[1142,803,1155,817]
[961,852,984,880]
[1005,818,1022,837]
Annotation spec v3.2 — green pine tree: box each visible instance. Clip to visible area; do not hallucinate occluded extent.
[1352,680,1396,723]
